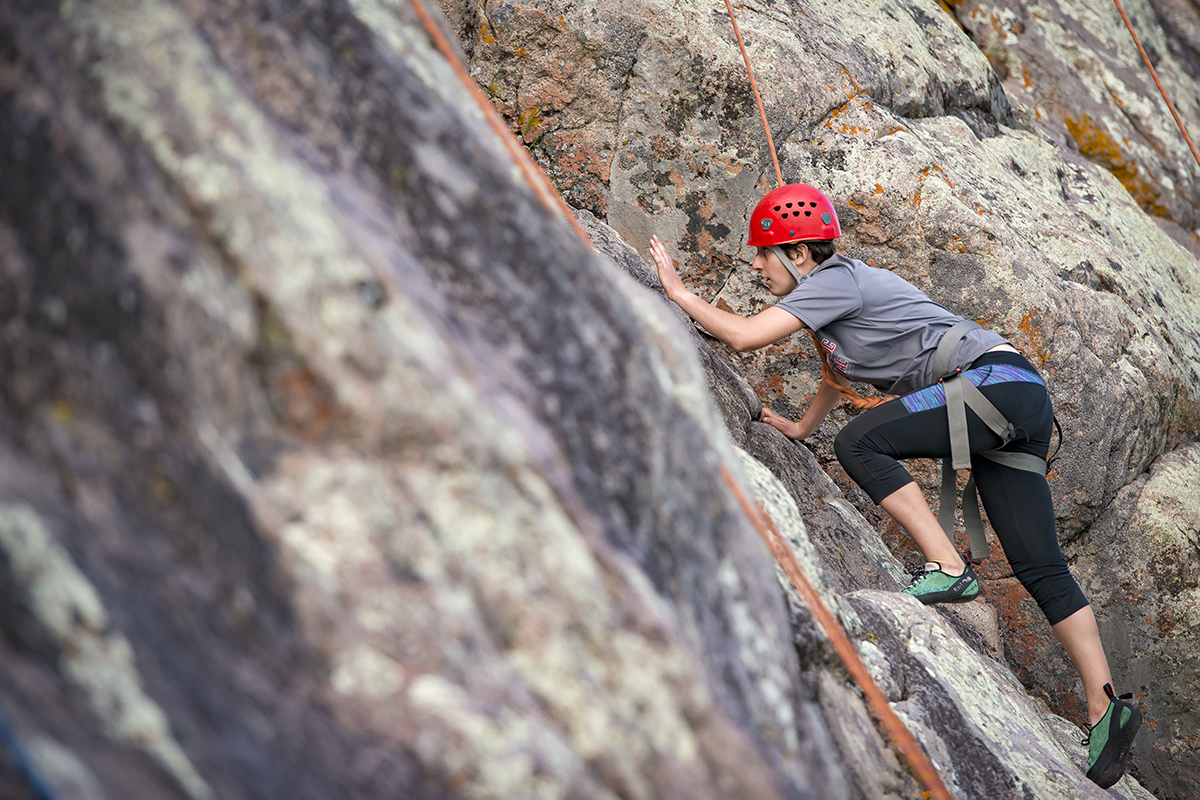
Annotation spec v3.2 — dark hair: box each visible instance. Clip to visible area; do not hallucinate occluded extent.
[783,240,837,265]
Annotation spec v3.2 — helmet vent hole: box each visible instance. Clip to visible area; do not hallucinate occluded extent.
[804,211,811,216]
[781,212,789,218]
[810,202,818,207]
[786,203,793,208]
[773,206,781,211]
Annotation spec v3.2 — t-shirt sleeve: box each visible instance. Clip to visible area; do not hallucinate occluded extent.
[774,268,862,330]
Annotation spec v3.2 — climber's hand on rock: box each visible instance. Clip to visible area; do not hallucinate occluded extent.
[759,407,802,440]
[650,236,687,302]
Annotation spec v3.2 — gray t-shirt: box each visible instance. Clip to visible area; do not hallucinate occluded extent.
[774,254,1007,395]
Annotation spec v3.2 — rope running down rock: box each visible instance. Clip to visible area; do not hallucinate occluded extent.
[719,463,955,800]
[1112,0,1200,172]
[411,4,945,793]
[407,0,595,250]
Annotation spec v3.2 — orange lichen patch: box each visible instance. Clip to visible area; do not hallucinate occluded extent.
[759,373,787,396]
[1017,310,1050,366]
[516,106,543,142]
[874,184,884,194]
[479,22,496,45]
[710,156,745,177]
[839,66,864,100]
[930,163,954,188]
[553,137,610,213]
[824,100,868,135]
[668,169,686,198]
[1065,114,1169,217]
[650,135,682,161]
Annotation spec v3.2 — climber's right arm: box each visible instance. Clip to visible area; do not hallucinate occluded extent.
[650,236,803,352]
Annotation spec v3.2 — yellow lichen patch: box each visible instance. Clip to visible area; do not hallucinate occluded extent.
[516,105,543,142]
[1065,114,1168,217]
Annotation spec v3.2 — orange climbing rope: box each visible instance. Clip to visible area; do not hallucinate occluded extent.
[720,5,945,795]
[407,0,594,249]
[1112,0,1200,172]
[722,0,783,188]
[722,2,889,411]
[720,464,955,800]
[413,2,940,794]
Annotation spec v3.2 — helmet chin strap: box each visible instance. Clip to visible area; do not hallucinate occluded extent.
[768,244,803,284]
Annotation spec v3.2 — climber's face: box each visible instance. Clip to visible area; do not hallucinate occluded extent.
[751,246,798,296]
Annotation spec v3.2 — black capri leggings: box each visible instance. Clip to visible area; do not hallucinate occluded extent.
[833,351,1088,625]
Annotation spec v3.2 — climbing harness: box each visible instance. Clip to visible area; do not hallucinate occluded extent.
[931,321,1055,560]
[1112,0,1200,171]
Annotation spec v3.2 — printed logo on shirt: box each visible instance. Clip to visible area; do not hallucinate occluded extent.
[821,338,851,376]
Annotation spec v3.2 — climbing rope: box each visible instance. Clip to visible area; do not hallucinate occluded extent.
[413,2,943,793]
[721,2,889,411]
[1112,0,1200,172]
[720,464,955,800]
[407,0,594,250]
[722,0,783,188]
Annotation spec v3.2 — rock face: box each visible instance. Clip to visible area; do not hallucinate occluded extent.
[952,0,1200,230]
[1,1,825,797]
[0,2,1193,800]
[445,0,1200,795]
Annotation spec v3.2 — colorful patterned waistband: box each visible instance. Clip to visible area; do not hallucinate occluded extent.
[902,363,1044,414]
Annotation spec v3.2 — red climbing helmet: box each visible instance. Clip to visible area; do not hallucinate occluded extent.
[747,183,841,246]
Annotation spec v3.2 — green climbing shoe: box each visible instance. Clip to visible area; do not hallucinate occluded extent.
[901,561,980,605]
[1084,683,1142,789]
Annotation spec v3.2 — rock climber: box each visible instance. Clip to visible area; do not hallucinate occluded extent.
[649,183,1140,789]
